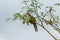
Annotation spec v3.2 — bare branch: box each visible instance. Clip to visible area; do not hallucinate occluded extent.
[36,23,57,40]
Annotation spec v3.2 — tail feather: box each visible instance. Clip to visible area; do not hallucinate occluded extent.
[33,23,38,32]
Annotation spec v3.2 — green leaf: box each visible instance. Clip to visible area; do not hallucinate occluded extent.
[28,8,34,12]
[32,0,37,2]
[45,6,49,8]
[41,12,47,17]
[24,0,29,2]
[30,4,34,7]
[13,15,18,21]
[54,3,60,6]
[26,19,29,25]
[54,16,59,21]
[38,5,41,9]
[21,16,25,20]
[22,7,25,9]
[22,20,25,24]
[5,18,10,22]
[13,13,22,21]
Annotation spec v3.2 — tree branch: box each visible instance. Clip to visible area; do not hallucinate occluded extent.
[36,23,57,40]
[38,15,60,30]
[34,2,57,40]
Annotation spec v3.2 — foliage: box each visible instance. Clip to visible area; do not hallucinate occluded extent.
[54,3,60,7]
[6,0,60,40]
[6,0,60,33]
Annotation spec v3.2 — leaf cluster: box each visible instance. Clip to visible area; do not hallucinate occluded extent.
[13,13,30,25]
[6,0,60,34]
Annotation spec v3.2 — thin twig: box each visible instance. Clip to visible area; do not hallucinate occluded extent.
[36,23,57,40]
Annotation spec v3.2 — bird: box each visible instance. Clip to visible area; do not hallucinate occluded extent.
[26,13,38,32]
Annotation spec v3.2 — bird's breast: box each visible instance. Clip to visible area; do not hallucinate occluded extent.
[29,17,36,24]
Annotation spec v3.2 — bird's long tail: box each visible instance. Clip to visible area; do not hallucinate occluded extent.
[33,23,38,32]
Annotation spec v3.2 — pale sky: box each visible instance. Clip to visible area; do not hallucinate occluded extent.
[0,0,60,40]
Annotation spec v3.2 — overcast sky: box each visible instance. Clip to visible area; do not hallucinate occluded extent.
[0,0,60,40]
